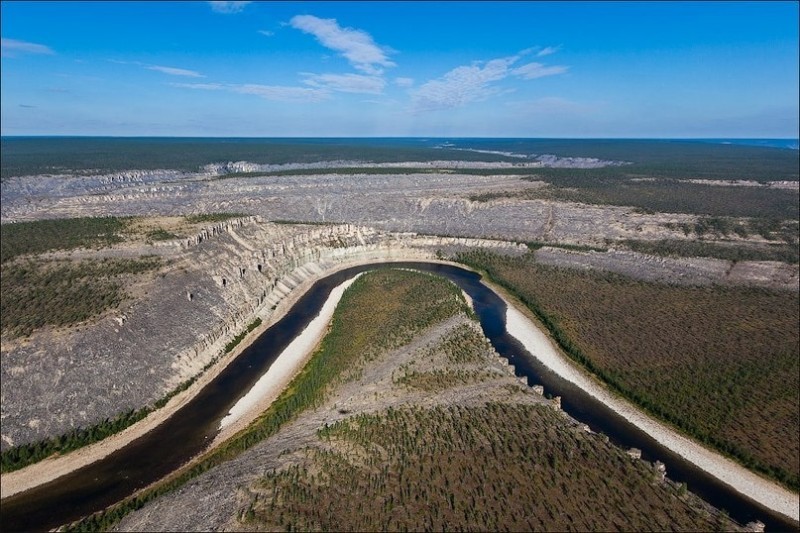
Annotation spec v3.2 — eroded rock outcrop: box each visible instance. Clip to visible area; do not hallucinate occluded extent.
[0,219,524,450]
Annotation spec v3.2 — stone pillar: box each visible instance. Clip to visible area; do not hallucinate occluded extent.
[653,460,666,481]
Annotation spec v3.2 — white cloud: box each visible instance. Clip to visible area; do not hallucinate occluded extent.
[1,38,54,57]
[111,60,205,78]
[232,84,329,102]
[411,57,516,112]
[289,15,394,74]
[537,46,560,57]
[147,65,205,78]
[395,77,414,88]
[170,82,224,91]
[258,30,275,37]
[512,62,568,79]
[172,82,329,103]
[208,1,251,14]
[302,73,385,94]
[412,53,568,113]
[362,98,399,106]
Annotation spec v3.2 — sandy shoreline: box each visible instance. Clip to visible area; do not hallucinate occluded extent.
[502,298,800,523]
[214,274,362,443]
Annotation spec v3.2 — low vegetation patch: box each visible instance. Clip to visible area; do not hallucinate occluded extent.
[224,318,263,354]
[0,408,151,474]
[1,257,162,338]
[526,240,608,253]
[395,369,492,391]
[0,216,129,264]
[457,250,800,490]
[543,180,799,220]
[145,228,178,241]
[622,238,799,264]
[663,216,798,243]
[183,213,248,224]
[474,180,799,220]
[438,323,490,365]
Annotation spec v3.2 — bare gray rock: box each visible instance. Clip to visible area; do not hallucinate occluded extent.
[0,219,525,449]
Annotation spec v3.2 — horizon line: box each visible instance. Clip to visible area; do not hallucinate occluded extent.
[2,135,798,140]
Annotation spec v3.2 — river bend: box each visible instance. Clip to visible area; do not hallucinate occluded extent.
[1,262,795,531]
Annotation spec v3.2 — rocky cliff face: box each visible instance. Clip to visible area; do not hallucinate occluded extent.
[0,218,525,450]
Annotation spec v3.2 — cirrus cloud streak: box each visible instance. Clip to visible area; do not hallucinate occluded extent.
[302,73,386,94]
[289,15,394,75]
[171,82,330,103]
[207,1,251,14]
[412,52,568,113]
[146,65,205,78]
[512,62,568,80]
[1,38,55,57]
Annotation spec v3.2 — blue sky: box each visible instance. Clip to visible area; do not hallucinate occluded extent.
[1,1,798,137]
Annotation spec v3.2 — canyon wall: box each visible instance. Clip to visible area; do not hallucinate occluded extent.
[0,219,524,450]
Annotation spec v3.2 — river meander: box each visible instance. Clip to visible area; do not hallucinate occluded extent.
[1,262,795,531]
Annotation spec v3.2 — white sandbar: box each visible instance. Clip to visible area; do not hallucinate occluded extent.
[504,304,799,523]
[219,274,361,430]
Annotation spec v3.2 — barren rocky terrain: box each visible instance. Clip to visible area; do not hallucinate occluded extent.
[3,213,795,455]
[1,153,797,531]
[1,164,702,244]
[2,159,797,452]
[0,217,526,450]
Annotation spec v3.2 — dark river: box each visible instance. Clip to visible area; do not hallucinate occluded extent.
[1,262,794,531]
